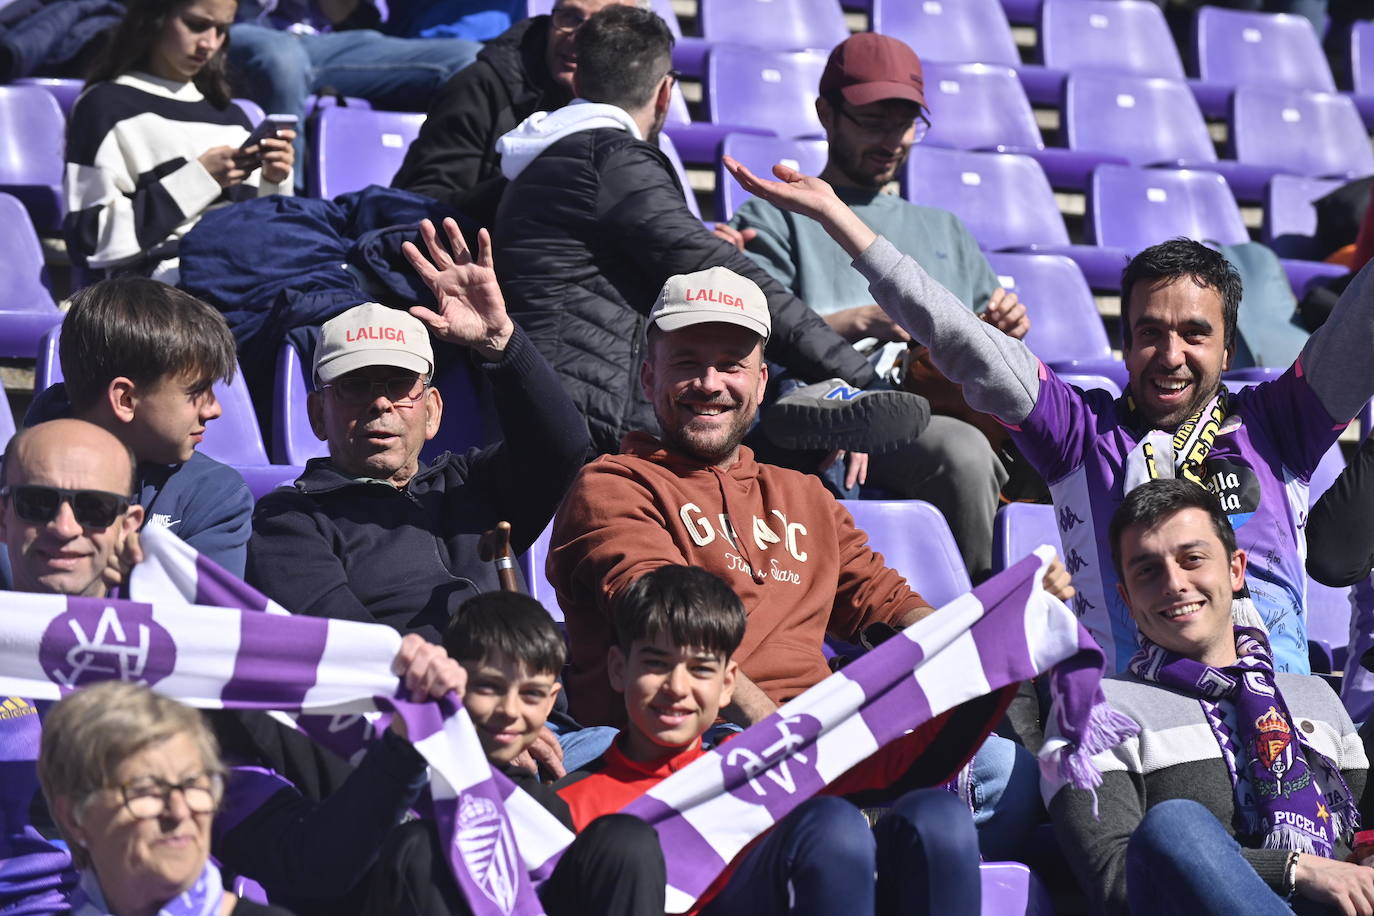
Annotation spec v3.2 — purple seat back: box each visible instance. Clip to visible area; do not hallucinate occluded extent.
[1064,73,1214,165]
[519,521,561,620]
[1059,372,1124,398]
[272,341,328,465]
[0,378,15,445]
[1262,174,1343,258]
[991,502,1061,573]
[311,108,426,199]
[922,62,1043,151]
[40,324,269,465]
[717,133,828,221]
[706,46,828,138]
[0,85,65,233]
[700,0,847,51]
[1040,0,1185,79]
[658,132,700,219]
[1353,21,1374,95]
[1231,87,1374,179]
[985,253,1112,362]
[872,0,1020,67]
[1195,7,1335,93]
[13,77,84,117]
[232,97,265,125]
[839,500,971,606]
[979,861,1057,915]
[1307,441,1350,670]
[903,147,1070,249]
[0,194,55,313]
[1088,164,1247,251]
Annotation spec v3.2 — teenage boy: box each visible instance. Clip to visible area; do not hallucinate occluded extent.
[557,565,982,916]
[24,276,251,575]
[443,591,666,916]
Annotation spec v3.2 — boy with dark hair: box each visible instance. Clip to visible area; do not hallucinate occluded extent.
[557,565,982,916]
[442,591,666,916]
[25,276,252,575]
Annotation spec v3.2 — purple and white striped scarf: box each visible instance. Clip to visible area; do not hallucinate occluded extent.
[1128,627,1359,856]
[0,530,1129,915]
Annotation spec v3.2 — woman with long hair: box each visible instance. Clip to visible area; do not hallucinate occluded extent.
[63,0,295,281]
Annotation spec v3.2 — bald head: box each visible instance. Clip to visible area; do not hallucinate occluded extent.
[1,420,142,597]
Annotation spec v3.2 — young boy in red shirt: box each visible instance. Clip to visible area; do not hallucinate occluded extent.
[443,591,665,916]
[557,565,983,916]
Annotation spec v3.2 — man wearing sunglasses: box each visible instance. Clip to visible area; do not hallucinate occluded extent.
[0,419,142,598]
[727,33,1034,585]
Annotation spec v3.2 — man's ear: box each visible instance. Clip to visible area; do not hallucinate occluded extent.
[306,391,326,441]
[424,387,444,442]
[755,353,768,403]
[1230,548,1247,593]
[51,796,86,850]
[1222,342,1234,374]
[815,95,834,132]
[607,645,627,693]
[719,658,738,710]
[122,504,145,537]
[639,358,655,402]
[655,75,672,117]
[107,378,138,425]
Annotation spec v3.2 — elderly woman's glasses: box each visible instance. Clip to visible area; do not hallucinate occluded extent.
[118,774,223,820]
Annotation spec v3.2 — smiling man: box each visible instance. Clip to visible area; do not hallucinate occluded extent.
[1042,479,1371,916]
[725,156,1374,675]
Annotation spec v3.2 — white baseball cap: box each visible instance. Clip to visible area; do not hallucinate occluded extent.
[648,267,771,342]
[313,302,434,386]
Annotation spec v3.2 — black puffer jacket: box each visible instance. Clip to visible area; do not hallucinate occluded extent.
[493,125,875,455]
[391,15,568,226]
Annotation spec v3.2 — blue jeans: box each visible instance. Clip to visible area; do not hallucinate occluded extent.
[967,733,1043,861]
[700,791,980,916]
[546,722,618,774]
[1126,799,1295,915]
[227,25,479,185]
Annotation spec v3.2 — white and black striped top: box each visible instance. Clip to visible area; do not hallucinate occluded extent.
[63,71,292,277]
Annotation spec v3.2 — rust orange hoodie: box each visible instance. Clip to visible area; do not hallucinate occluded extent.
[549,432,929,727]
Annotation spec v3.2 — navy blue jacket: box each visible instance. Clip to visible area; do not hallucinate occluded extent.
[246,326,590,641]
[0,0,125,80]
[23,384,254,577]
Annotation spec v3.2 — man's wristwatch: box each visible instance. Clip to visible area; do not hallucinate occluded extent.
[1282,850,1300,900]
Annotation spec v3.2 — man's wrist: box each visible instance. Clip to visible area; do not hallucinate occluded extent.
[473,323,515,362]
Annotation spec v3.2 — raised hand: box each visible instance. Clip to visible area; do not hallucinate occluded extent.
[402,218,515,361]
[722,155,843,224]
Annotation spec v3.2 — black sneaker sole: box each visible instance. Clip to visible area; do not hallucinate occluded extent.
[760,390,931,454]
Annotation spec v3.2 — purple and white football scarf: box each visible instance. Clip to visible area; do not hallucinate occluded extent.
[0,529,1131,915]
[69,860,222,916]
[1129,627,1359,855]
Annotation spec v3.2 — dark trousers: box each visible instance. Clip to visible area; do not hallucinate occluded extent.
[700,790,981,916]
[356,815,664,916]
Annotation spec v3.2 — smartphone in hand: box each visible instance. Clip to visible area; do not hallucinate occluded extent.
[238,113,299,168]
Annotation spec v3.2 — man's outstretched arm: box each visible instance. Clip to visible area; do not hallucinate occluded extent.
[723,157,1041,426]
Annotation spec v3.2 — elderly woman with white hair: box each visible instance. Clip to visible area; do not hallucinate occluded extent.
[38,682,293,916]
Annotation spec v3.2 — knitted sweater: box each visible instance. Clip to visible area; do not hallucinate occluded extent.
[1041,671,1368,915]
[63,71,291,275]
[548,433,928,727]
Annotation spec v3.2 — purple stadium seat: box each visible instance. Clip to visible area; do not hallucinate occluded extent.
[1039,0,1185,80]
[717,133,828,221]
[699,0,848,52]
[1063,73,1278,203]
[0,195,62,359]
[232,97,265,125]
[1087,164,1248,251]
[979,860,1057,915]
[871,0,1062,105]
[991,503,1061,574]
[903,147,1128,288]
[1002,0,1042,26]
[1230,87,1374,181]
[665,80,776,165]
[13,77,83,117]
[984,252,1122,382]
[519,521,560,619]
[923,62,1118,189]
[1192,7,1335,117]
[271,342,327,465]
[1308,442,1352,672]
[706,46,828,139]
[0,85,65,233]
[658,132,701,219]
[310,107,425,199]
[1351,21,1374,129]
[1058,371,1125,398]
[0,378,16,445]
[840,500,971,606]
[1263,174,1344,260]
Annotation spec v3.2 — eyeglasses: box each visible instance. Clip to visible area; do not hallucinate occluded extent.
[550,5,591,30]
[835,104,931,144]
[0,485,130,530]
[322,376,429,408]
[117,773,223,820]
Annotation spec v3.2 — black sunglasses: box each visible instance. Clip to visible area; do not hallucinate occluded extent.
[0,485,131,530]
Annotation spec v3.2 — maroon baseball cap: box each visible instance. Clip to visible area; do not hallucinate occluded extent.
[820,33,925,108]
